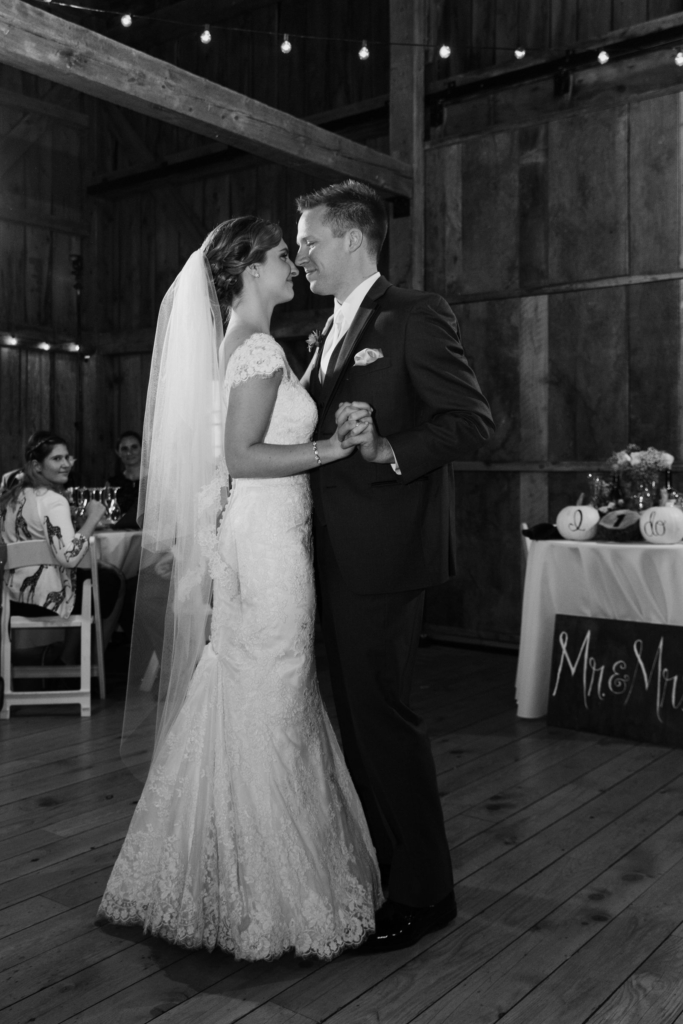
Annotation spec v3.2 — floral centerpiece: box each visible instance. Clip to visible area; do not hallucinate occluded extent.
[608,444,674,512]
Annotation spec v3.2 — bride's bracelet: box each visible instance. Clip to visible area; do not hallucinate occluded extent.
[311,441,322,467]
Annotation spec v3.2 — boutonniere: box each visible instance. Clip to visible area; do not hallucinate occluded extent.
[306,329,322,353]
[354,347,383,366]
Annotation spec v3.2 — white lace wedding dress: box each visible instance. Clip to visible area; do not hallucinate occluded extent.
[98,334,382,960]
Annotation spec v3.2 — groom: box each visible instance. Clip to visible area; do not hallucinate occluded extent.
[296,180,494,952]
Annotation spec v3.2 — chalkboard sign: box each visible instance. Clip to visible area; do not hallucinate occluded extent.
[547,615,683,747]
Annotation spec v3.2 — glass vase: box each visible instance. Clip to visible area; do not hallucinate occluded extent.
[621,469,662,512]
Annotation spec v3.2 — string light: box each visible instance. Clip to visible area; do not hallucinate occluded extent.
[675,51,683,66]
[31,1,679,71]
[34,2,539,64]
[1,335,83,354]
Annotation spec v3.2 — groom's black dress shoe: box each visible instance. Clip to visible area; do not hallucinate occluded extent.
[357,892,457,954]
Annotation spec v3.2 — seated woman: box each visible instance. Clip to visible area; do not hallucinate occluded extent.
[0,432,122,661]
[107,430,141,529]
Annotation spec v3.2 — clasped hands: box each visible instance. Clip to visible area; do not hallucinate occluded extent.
[335,402,393,464]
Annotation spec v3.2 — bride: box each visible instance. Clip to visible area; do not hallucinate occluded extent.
[98,216,383,960]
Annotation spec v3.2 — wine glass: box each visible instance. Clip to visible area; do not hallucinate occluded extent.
[72,486,88,527]
[106,486,123,525]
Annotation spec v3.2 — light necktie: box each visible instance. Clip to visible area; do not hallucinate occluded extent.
[319,307,345,382]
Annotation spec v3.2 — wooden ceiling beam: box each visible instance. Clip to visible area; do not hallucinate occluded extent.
[0,1,412,197]
[89,95,390,197]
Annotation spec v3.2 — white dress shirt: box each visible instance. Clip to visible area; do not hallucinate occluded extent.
[319,271,381,380]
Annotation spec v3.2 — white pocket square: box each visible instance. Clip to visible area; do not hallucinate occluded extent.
[354,347,383,366]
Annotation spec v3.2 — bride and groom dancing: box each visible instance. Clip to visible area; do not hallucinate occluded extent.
[98,180,494,959]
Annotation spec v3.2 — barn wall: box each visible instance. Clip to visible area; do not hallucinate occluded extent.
[423,21,683,642]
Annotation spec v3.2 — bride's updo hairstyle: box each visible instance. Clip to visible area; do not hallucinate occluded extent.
[202,216,283,327]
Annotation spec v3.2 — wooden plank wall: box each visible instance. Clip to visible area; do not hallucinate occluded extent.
[424,84,683,643]
[0,62,95,475]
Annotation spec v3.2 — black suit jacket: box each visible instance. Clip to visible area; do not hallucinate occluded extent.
[309,275,494,594]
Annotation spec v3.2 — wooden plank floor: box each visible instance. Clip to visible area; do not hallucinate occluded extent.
[2,640,683,1023]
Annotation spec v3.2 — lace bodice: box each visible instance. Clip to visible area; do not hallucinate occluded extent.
[223,333,317,448]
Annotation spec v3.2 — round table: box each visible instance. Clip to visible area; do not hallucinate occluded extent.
[95,530,142,579]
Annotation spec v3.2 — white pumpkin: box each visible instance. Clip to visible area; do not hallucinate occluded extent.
[639,505,683,544]
[556,504,600,541]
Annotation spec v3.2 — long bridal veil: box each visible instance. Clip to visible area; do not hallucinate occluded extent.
[121,250,228,777]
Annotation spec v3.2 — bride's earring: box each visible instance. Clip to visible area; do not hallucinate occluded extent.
[250,266,260,278]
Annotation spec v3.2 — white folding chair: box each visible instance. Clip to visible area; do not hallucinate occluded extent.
[0,538,106,718]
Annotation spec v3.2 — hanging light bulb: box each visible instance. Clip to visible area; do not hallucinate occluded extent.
[514,46,526,59]
[597,50,609,64]
[280,33,292,54]
[38,342,51,351]
[675,50,683,66]
[438,44,451,59]
[359,40,370,60]
[200,25,212,45]
[6,336,18,347]
[120,13,132,27]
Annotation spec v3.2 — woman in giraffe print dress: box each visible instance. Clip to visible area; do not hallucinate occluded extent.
[0,432,110,621]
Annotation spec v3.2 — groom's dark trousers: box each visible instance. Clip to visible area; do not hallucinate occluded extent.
[309,276,494,908]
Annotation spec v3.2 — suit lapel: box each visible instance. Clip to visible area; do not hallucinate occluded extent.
[319,276,392,416]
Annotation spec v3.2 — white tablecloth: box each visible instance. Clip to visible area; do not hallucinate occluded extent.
[96,531,142,579]
[515,538,683,718]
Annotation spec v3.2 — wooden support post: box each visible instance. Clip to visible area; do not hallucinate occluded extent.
[389,0,425,289]
[0,0,412,198]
